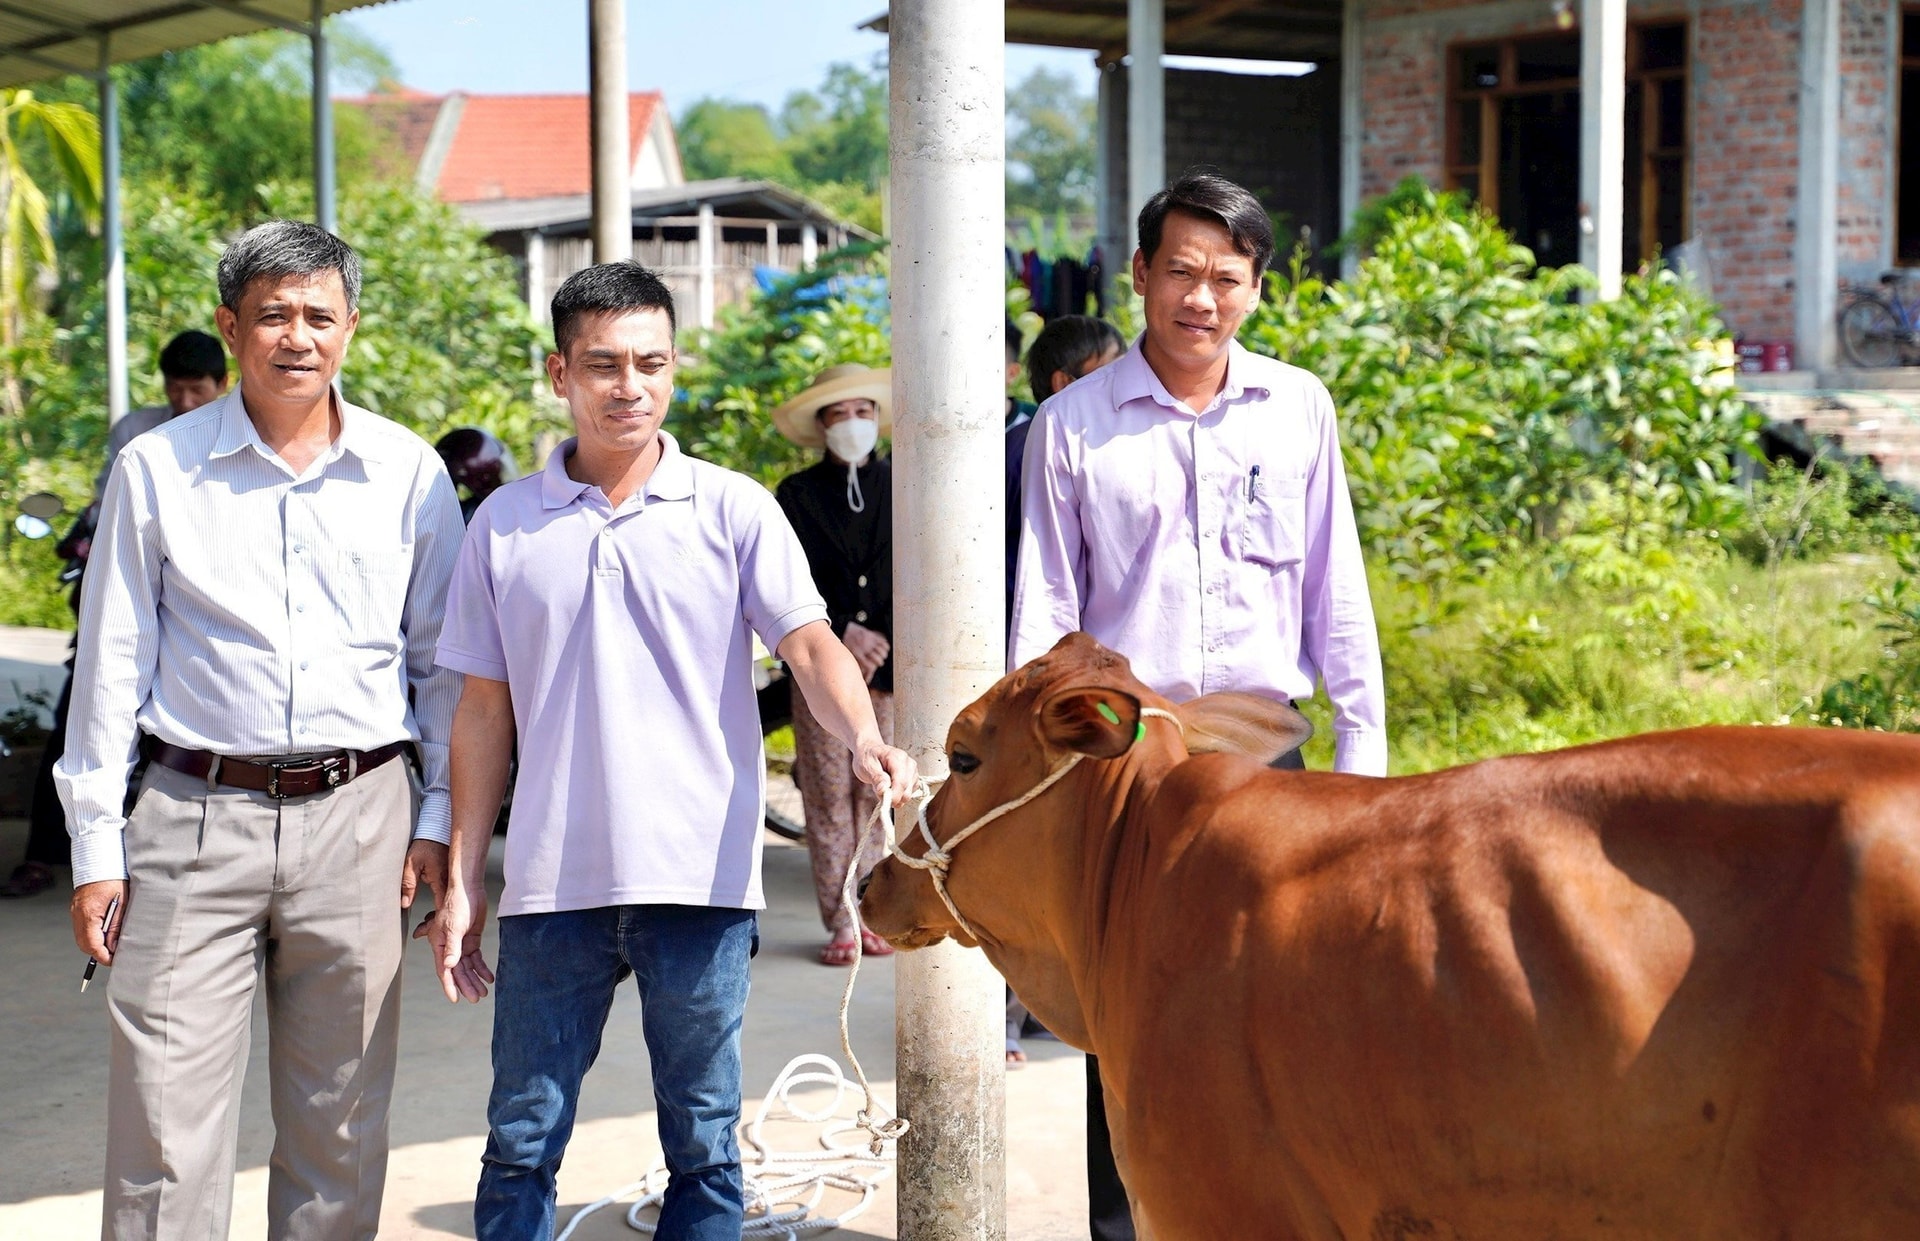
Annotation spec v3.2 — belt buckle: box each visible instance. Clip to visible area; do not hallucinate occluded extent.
[265,755,346,800]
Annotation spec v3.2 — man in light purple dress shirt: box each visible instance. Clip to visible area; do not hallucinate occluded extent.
[1009,171,1387,1241]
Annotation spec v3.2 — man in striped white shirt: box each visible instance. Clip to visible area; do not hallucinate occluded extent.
[54,220,465,1240]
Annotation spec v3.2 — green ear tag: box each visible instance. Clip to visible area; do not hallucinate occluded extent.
[1096,703,1121,725]
[1134,721,1147,744]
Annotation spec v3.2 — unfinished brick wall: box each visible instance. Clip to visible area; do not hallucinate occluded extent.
[1103,68,1345,260]
[1359,27,1446,199]
[1689,0,1804,338]
[1351,0,1869,342]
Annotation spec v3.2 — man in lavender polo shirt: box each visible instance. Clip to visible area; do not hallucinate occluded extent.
[427,262,914,1241]
[1010,171,1386,1240]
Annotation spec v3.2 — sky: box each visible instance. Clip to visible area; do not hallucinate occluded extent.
[345,0,1096,111]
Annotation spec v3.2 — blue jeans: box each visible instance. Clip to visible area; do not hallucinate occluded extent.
[474,904,759,1241]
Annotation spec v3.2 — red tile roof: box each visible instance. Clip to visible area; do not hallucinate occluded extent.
[344,90,665,203]
[437,92,662,203]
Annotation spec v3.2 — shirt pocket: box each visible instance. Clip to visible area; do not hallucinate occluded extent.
[1238,476,1307,569]
[339,547,411,643]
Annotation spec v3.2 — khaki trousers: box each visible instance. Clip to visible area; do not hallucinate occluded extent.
[102,758,415,1241]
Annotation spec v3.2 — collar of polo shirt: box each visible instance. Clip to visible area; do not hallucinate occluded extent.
[541,430,696,510]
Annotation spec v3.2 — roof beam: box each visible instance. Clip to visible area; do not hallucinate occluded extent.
[1166,0,1266,41]
[193,0,313,36]
[1,44,102,80]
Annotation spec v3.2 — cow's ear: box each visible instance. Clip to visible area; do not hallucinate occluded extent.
[1175,692,1314,764]
[1038,685,1143,760]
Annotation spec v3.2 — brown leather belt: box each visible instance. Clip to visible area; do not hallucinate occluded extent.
[144,738,411,800]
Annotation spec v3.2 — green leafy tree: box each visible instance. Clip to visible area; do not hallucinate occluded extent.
[678,60,888,235]
[38,29,397,219]
[675,243,889,487]
[1006,67,1096,219]
[677,100,797,184]
[780,62,887,193]
[0,89,100,370]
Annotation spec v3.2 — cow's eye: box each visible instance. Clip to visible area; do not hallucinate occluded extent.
[949,749,980,775]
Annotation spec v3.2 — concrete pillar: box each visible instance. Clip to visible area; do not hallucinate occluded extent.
[588,0,631,262]
[802,223,819,268]
[1095,58,1129,294]
[1795,0,1840,369]
[1577,0,1626,300]
[887,0,1008,1237]
[696,202,717,329]
[1127,0,1166,225]
[310,0,335,234]
[1339,0,1364,279]
[99,38,127,425]
[766,221,780,268]
[525,231,547,323]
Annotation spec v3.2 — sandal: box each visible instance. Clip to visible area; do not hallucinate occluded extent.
[0,861,55,899]
[858,927,895,957]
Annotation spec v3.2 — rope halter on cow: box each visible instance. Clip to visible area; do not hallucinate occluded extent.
[873,705,1185,943]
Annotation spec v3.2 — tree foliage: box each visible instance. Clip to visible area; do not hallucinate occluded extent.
[674,244,890,487]
[33,28,396,215]
[1006,66,1097,219]
[676,60,888,234]
[0,89,101,375]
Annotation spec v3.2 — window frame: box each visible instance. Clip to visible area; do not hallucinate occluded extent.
[1443,23,1692,266]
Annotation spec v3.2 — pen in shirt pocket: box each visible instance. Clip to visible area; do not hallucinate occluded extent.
[1246,464,1261,502]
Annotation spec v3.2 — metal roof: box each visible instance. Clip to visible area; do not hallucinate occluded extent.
[457,178,880,240]
[863,1,1344,65]
[1,1,399,88]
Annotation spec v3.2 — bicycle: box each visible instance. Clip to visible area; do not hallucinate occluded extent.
[1838,272,1920,368]
[758,661,807,841]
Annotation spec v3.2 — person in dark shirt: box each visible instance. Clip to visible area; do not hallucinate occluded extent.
[772,364,898,966]
[1005,315,1125,613]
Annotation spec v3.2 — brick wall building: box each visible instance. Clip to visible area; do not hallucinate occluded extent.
[1350,0,1906,350]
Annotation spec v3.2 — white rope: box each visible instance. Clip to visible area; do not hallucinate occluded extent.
[558,706,1183,1240]
[553,1053,901,1241]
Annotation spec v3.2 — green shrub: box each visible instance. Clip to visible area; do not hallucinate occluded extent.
[674,245,891,488]
[1806,534,1920,731]
[1246,187,1760,594]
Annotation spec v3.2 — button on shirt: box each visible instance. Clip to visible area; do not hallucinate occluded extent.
[55,386,466,886]
[1010,339,1387,774]
[435,434,829,918]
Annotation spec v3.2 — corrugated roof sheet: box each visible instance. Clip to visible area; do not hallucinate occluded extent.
[1,1,399,89]
[455,178,879,239]
[865,1,1344,63]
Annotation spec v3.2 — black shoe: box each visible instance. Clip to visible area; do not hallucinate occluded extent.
[0,862,56,898]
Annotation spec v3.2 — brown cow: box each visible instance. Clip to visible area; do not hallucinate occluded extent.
[860,633,1920,1240]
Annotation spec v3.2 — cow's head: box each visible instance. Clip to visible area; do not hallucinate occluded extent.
[859,632,1312,960]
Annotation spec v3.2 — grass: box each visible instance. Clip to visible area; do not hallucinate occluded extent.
[1293,548,1894,775]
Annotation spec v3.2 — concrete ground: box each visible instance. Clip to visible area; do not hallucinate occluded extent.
[0,815,1091,1239]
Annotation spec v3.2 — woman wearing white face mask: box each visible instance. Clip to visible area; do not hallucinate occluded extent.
[772,364,898,966]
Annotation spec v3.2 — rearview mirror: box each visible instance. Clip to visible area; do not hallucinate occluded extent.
[19,492,64,521]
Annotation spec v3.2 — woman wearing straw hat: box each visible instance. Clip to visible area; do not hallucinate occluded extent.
[772,364,899,966]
